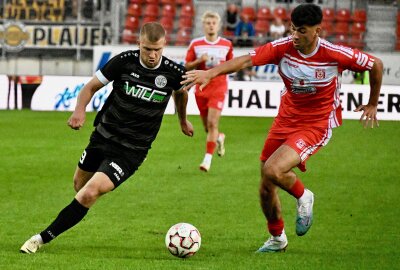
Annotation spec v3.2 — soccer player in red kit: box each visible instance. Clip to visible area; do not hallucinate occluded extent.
[182,4,383,252]
[185,11,233,172]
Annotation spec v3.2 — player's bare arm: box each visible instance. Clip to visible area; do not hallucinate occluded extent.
[67,76,104,130]
[181,55,252,91]
[185,54,209,71]
[354,57,383,128]
[173,88,194,137]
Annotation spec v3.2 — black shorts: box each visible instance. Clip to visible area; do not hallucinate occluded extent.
[78,131,148,188]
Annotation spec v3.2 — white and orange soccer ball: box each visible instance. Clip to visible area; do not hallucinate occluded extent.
[165,223,201,258]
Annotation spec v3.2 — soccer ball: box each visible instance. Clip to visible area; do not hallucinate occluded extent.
[165,223,201,258]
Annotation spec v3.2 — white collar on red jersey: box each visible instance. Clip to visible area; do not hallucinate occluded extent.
[297,37,321,59]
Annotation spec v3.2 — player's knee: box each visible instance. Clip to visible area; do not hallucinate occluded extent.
[78,186,101,206]
[263,163,283,184]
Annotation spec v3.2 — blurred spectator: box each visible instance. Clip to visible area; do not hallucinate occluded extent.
[234,14,255,47]
[234,66,257,81]
[270,17,286,40]
[224,3,240,32]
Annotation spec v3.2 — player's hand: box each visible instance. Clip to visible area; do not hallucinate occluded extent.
[200,53,209,62]
[67,110,86,130]
[354,104,379,128]
[180,119,194,137]
[181,70,211,91]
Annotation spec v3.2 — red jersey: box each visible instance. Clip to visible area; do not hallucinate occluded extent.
[186,36,233,93]
[250,37,375,129]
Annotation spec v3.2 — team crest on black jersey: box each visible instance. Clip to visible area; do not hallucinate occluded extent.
[155,75,167,88]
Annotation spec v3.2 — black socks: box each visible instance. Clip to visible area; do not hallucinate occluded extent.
[40,198,89,243]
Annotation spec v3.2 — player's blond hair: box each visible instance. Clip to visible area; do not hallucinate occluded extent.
[201,11,221,24]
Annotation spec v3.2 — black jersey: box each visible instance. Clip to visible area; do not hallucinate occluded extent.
[93,50,185,151]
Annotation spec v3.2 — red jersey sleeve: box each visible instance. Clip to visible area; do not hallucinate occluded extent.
[250,38,289,66]
[185,42,196,63]
[337,48,375,72]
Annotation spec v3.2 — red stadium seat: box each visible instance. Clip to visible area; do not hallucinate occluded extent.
[322,8,335,22]
[160,16,174,32]
[143,4,159,18]
[178,16,193,28]
[349,33,364,49]
[241,6,256,21]
[122,29,138,44]
[161,0,175,4]
[180,4,194,18]
[351,22,366,34]
[255,19,270,35]
[273,6,288,20]
[125,16,140,32]
[321,20,334,36]
[161,4,176,18]
[142,16,157,24]
[257,7,272,21]
[351,9,366,23]
[145,0,159,4]
[129,0,144,4]
[335,22,349,35]
[175,28,191,46]
[127,3,141,17]
[396,39,400,51]
[176,0,192,5]
[335,34,349,46]
[336,8,351,22]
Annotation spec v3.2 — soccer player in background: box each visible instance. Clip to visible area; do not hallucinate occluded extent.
[20,22,194,254]
[185,11,233,172]
[182,4,383,252]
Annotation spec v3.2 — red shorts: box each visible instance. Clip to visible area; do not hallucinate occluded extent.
[195,81,227,117]
[260,122,332,172]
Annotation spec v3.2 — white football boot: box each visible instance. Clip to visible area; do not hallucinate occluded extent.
[216,133,226,157]
[257,230,288,252]
[199,154,212,172]
[296,189,314,236]
[20,234,44,254]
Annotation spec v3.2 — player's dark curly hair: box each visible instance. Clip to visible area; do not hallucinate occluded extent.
[291,4,323,27]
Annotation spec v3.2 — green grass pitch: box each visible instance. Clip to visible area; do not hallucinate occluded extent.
[0,110,399,270]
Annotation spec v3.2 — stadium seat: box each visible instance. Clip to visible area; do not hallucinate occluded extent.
[160,16,174,32]
[396,39,400,51]
[142,15,158,24]
[336,8,351,22]
[349,33,364,49]
[122,29,138,44]
[255,19,270,35]
[175,28,191,46]
[322,7,335,22]
[335,22,349,35]
[129,0,144,4]
[145,0,159,4]
[256,7,272,21]
[161,0,175,4]
[161,4,175,18]
[241,6,256,21]
[351,9,366,23]
[125,16,140,32]
[180,4,194,18]
[273,6,288,20]
[335,34,349,46]
[127,3,141,17]
[176,0,192,5]
[143,4,159,18]
[351,22,366,34]
[321,20,334,36]
[178,16,193,28]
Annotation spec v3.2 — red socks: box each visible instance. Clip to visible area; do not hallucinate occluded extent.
[288,178,305,199]
[206,141,216,154]
[268,219,284,236]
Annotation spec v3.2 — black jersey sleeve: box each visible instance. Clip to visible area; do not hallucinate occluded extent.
[99,52,128,82]
[171,64,186,91]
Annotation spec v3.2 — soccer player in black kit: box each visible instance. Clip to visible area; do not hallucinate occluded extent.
[20,22,194,254]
